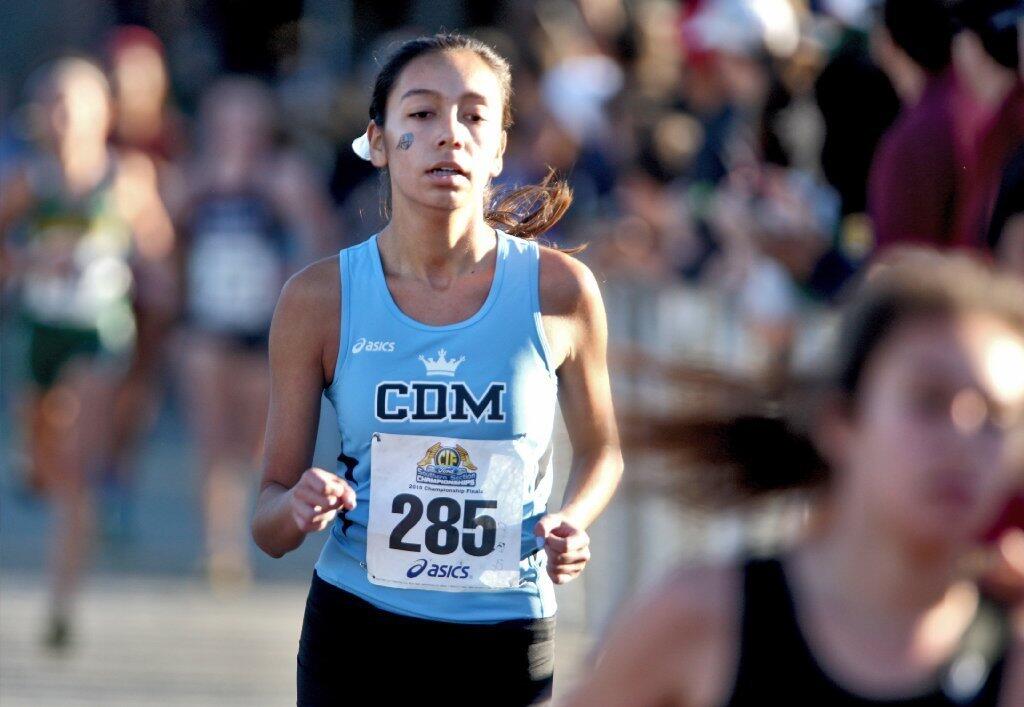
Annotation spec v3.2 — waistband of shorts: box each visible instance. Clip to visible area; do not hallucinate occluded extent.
[309,570,555,637]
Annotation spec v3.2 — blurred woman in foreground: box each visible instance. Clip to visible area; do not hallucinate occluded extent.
[569,250,1024,705]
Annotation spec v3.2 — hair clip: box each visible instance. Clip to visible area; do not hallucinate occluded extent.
[352,131,372,161]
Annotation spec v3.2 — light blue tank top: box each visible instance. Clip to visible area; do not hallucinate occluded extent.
[315,229,559,623]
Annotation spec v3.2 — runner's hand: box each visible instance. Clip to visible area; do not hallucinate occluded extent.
[289,468,356,534]
[535,513,591,585]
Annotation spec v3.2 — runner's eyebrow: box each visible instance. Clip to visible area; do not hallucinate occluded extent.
[399,88,490,103]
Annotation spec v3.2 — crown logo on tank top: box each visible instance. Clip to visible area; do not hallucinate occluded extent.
[419,349,465,377]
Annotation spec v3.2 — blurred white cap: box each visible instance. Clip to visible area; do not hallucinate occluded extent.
[540,55,623,144]
[686,0,801,57]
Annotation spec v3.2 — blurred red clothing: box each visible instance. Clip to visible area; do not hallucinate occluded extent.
[954,81,1024,249]
[868,69,978,250]
[984,492,1024,543]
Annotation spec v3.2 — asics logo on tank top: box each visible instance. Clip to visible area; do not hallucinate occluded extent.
[351,337,396,353]
[374,349,507,422]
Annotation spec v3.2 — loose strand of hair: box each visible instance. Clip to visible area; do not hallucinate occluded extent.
[485,167,581,252]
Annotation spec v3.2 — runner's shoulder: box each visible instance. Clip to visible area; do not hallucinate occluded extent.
[281,256,338,306]
[537,246,601,316]
[633,562,737,642]
[272,256,339,346]
[597,561,738,667]
[577,562,738,706]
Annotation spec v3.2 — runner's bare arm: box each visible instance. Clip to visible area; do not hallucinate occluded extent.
[252,257,352,558]
[540,248,623,530]
[0,167,36,282]
[533,249,622,583]
[0,167,34,234]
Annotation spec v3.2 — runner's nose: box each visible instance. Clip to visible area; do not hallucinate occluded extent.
[437,109,465,150]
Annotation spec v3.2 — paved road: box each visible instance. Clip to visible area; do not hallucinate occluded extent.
[0,573,591,706]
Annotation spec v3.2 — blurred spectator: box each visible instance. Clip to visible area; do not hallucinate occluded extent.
[97,25,187,542]
[674,2,851,305]
[108,25,187,163]
[504,8,622,245]
[814,7,900,223]
[952,0,1024,248]
[867,0,974,250]
[680,0,779,188]
[988,143,1024,278]
[0,56,173,649]
[175,76,336,589]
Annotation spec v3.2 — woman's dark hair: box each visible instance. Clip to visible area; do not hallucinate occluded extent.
[884,0,955,73]
[368,32,573,242]
[625,249,1024,503]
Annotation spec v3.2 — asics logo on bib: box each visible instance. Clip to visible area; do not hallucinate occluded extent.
[375,381,506,422]
[406,558,429,577]
[407,557,471,580]
[352,337,395,353]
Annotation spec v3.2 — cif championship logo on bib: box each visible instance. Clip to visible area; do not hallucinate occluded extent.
[416,442,478,487]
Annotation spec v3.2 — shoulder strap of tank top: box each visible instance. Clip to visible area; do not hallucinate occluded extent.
[493,232,557,373]
[727,555,849,707]
[337,231,409,346]
[731,558,808,688]
[741,557,807,655]
[338,244,355,353]
[491,228,528,305]
[326,240,362,397]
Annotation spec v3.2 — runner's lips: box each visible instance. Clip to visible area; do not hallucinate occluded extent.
[426,161,469,177]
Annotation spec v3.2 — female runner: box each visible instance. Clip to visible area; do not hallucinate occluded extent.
[567,249,1024,706]
[251,33,623,705]
[179,77,335,588]
[0,57,172,648]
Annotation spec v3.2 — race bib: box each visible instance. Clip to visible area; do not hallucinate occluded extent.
[23,226,132,326]
[188,230,283,332]
[366,432,526,592]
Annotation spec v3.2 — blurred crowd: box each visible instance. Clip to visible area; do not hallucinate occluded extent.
[3,0,1024,649]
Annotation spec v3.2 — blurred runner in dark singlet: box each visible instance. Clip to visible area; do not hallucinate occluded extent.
[178,77,336,589]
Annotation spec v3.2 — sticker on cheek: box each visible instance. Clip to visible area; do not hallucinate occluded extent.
[397,133,413,150]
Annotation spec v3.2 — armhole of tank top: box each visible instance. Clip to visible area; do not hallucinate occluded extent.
[328,248,353,397]
[529,241,558,380]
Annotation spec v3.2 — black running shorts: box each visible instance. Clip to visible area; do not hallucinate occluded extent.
[297,571,555,706]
